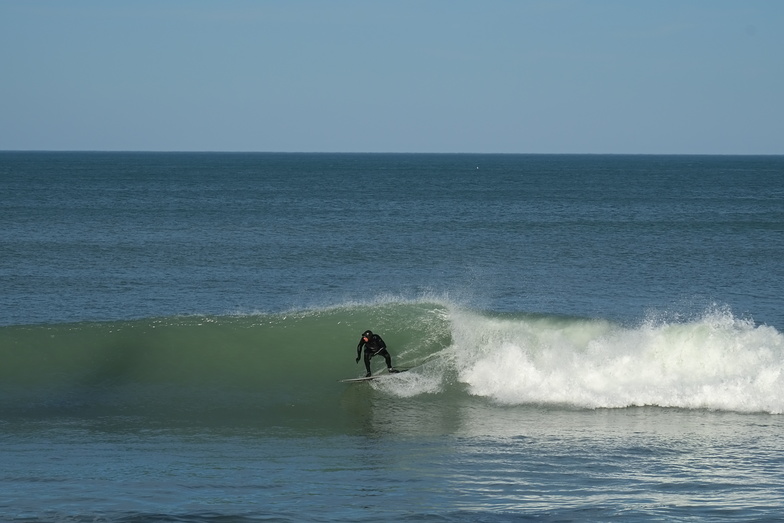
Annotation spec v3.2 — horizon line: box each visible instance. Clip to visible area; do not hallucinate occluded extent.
[2,150,782,157]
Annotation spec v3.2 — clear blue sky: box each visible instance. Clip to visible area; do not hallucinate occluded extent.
[1,1,782,154]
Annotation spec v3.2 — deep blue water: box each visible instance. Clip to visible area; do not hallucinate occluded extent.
[1,152,783,521]
[2,152,782,328]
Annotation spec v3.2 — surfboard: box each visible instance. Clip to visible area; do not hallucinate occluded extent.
[339,376,379,383]
[339,368,409,383]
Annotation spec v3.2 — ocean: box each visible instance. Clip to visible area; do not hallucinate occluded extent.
[1,152,783,521]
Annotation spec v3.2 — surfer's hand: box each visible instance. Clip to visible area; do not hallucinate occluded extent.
[355,357,360,363]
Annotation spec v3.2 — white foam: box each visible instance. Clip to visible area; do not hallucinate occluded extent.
[446,307,784,413]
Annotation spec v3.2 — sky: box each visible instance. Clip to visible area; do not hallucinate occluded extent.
[1,1,782,154]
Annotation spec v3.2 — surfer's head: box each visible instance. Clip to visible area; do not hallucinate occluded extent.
[362,330,373,341]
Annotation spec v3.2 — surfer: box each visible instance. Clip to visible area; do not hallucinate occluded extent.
[356,330,398,377]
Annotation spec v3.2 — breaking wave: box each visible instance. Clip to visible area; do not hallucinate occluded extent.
[2,299,782,425]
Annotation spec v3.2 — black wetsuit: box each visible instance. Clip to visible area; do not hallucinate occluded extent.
[356,333,393,376]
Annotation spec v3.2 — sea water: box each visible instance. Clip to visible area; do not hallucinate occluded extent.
[1,153,783,521]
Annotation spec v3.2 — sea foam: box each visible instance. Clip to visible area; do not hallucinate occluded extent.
[441,306,784,413]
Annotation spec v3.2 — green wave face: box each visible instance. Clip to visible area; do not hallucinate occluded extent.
[0,300,453,432]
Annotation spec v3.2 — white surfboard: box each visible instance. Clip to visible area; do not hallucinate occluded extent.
[339,376,379,383]
[338,368,408,383]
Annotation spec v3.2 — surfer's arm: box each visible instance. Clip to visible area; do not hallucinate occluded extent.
[356,339,364,361]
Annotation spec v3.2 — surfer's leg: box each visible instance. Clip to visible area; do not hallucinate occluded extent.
[381,349,395,371]
[363,350,373,377]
